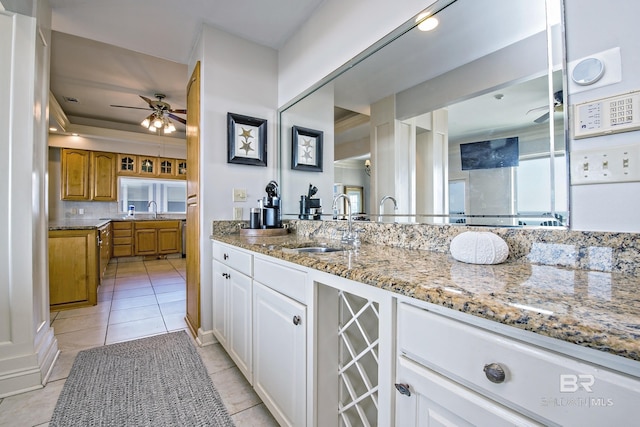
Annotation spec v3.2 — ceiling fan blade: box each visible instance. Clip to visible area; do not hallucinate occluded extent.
[526,105,548,115]
[167,113,186,124]
[169,108,187,114]
[110,104,151,111]
[139,95,156,108]
[534,112,550,124]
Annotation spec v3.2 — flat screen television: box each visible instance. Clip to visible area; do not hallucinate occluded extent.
[460,137,519,171]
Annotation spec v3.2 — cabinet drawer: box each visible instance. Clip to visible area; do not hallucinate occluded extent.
[113,229,132,238]
[113,237,132,245]
[112,221,132,230]
[254,257,306,304]
[212,242,252,276]
[397,302,640,425]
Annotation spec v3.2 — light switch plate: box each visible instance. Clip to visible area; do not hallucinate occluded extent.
[233,207,243,220]
[233,188,247,202]
[571,144,640,185]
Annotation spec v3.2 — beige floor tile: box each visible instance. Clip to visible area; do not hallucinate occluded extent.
[52,312,109,334]
[149,276,185,286]
[196,343,236,375]
[153,282,185,294]
[159,299,186,316]
[105,316,167,344]
[98,283,114,293]
[210,366,261,415]
[163,312,189,331]
[48,349,80,382]
[55,301,111,319]
[155,290,186,304]
[54,326,107,352]
[0,379,65,427]
[112,286,154,300]
[97,291,113,303]
[110,294,158,311]
[114,277,151,287]
[109,305,161,325]
[231,403,279,427]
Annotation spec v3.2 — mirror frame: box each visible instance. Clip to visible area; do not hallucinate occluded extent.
[278,0,569,228]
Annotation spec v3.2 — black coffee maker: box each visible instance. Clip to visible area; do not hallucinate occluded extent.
[299,184,322,220]
[262,180,282,228]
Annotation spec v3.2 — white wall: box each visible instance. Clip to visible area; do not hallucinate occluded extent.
[189,24,278,336]
[564,0,640,232]
[278,0,436,107]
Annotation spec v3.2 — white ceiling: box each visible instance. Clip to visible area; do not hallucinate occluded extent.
[48,0,325,137]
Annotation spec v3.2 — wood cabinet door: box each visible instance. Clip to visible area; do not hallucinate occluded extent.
[48,229,98,308]
[157,227,180,254]
[134,229,157,255]
[91,151,117,201]
[137,156,157,176]
[117,154,137,175]
[253,281,306,427]
[61,149,90,200]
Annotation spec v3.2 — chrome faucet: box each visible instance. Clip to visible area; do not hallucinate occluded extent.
[378,195,398,221]
[147,200,158,219]
[332,194,355,244]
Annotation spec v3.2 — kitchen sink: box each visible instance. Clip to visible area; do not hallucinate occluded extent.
[294,246,343,253]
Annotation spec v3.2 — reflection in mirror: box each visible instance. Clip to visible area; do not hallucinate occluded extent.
[279,0,568,228]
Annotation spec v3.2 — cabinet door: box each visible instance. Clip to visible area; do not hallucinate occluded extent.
[117,154,137,175]
[138,157,157,176]
[61,148,90,200]
[158,158,176,177]
[228,269,252,383]
[91,151,117,201]
[395,356,541,427]
[212,260,228,347]
[253,281,306,427]
[134,229,157,255]
[158,227,180,254]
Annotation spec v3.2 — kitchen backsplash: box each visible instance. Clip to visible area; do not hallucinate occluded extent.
[211,219,640,276]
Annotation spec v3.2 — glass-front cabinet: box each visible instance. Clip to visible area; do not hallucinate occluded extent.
[117,154,138,176]
[138,157,157,176]
[158,158,175,177]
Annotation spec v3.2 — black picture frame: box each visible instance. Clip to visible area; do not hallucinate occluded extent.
[291,126,323,172]
[227,112,267,166]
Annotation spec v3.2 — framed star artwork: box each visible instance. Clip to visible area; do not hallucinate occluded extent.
[227,112,267,166]
[291,125,323,172]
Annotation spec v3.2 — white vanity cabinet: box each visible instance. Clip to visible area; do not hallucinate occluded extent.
[253,256,308,427]
[211,242,253,382]
[395,301,640,426]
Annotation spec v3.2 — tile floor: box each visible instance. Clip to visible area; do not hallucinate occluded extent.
[0,257,278,427]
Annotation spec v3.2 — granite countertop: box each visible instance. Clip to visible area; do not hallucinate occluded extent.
[212,233,640,362]
[49,216,185,230]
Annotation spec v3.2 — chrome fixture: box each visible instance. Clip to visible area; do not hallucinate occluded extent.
[378,196,398,221]
[332,194,356,244]
[147,200,158,219]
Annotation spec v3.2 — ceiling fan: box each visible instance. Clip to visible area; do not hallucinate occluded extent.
[526,90,563,124]
[110,93,186,134]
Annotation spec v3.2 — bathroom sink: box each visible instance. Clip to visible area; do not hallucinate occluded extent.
[294,246,342,253]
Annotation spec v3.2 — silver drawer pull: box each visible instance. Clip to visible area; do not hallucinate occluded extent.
[292,315,302,326]
[223,253,229,260]
[394,383,411,397]
[483,363,506,384]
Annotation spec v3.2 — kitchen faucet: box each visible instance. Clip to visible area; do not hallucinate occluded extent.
[147,200,158,219]
[332,194,356,244]
[378,195,398,221]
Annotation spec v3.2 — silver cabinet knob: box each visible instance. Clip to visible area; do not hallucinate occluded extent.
[483,363,506,384]
[394,383,411,397]
[292,315,302,326]
[223,253,229,260]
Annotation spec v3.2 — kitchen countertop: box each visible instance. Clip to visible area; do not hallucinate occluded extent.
[49,217,185,230]
[212,232,640,363]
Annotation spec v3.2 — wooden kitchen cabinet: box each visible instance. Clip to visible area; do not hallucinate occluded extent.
[61,148,90,200]
[133,220,181,256]
[158,158,176,178]
[61,148,117,201]
[98,223,111,281]
[137,156,157,176]
[91,151,117,201]
[117,154,138,175]
[112,221,133,257]
[49,229,98,309]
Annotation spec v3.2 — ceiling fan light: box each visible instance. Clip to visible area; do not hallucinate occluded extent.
[153,117,164,128]
[148,125,157,132]
[141,117,151,128]
[167,121,176,132]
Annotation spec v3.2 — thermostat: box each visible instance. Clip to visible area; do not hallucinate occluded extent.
[573,90,640,139]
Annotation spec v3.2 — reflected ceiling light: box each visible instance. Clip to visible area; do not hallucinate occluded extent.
[416,13,439,31]
[140,111,175,134]
[364,159,371,176]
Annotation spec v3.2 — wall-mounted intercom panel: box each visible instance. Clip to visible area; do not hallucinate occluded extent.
[573,90,640,139]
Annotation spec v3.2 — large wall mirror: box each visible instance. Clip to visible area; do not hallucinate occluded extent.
[279,0,568,228]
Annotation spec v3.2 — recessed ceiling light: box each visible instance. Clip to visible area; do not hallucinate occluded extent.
[416,13,439,32]
[49,127,58,132]
[63,96,79,103]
